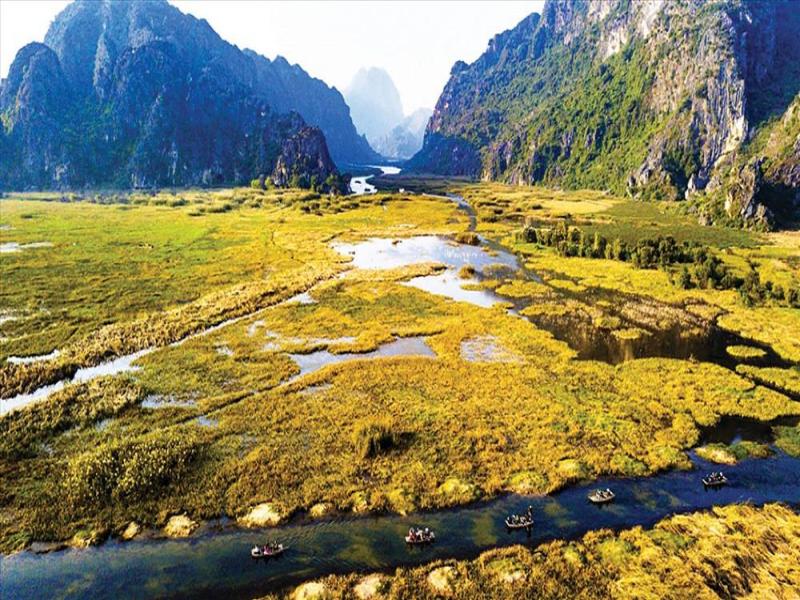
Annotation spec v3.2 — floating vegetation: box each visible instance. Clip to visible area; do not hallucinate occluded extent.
[611,327,649,341]
[736,365,800,397]
[460,336,522,363]
[726,345,767,359]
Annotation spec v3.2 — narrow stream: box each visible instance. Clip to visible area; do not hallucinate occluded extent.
[349,166,400,195]
[2,450,798,600]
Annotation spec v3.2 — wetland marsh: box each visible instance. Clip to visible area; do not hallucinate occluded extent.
[1,180,799,597]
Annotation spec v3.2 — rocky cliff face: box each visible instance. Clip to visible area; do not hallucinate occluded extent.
[247,53,378,165]
[0,0,370,189]
[271,127,348,194]
[409,0,800,227]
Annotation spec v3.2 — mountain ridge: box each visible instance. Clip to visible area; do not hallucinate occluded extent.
[0,0,374,190]
[409,0,800,228]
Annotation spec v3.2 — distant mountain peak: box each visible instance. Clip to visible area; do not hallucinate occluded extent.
[344,66,404,144]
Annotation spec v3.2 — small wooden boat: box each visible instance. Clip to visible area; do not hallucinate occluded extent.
[251,543,286,558]
[405,528,436,545]
[588,488,615,504]
[505,515,534,530]
[702,473,728,488]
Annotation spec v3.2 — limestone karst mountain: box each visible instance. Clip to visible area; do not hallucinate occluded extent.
[409,0,800,227]
[0,0,374,189]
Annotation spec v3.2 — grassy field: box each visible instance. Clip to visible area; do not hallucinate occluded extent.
[451,182,800,362]
[1,184,799,554]
[267,503,800,599]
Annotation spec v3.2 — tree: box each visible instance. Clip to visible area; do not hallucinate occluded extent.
[678,266,692,289]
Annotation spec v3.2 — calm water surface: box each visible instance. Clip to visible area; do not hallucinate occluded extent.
[2,450,798,600]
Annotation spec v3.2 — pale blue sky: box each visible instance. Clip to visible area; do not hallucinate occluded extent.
[0,0,542,113]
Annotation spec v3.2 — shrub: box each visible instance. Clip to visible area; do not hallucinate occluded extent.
[352,417,399,459]
[454,232,481,246]
[65,432,202,506]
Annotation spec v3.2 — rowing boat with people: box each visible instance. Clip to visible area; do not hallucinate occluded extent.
[405,527,436,545]
[702,472,728,488]
[587,488,615,504]
[251,543,286,558]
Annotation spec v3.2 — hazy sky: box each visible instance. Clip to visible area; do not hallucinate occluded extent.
[0,0,542,113]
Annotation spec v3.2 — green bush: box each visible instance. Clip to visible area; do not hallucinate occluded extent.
[65,432,201,506]
[352,417,399,459]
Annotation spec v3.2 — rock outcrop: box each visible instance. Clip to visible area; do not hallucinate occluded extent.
[0,0,370,190]
[408,0,800,227]
[345,69,431,160]
[163,514,197,538]
[237,502,284,528]
[345,67,405,147]
[724,157,770,227]
[272,127,348,193]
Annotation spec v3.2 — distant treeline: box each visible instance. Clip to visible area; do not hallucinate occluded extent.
[518,222,800,308]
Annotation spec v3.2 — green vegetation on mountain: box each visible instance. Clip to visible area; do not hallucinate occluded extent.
[0,0,374,191]
[410,0,800,228]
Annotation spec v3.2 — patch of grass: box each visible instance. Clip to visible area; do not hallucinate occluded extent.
[726,345,767,359]
[735,365,800,396]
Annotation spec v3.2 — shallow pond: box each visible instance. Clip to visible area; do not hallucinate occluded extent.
[0,241,53,253]
[288,336,435,381]
[333,235,519,308]
[7,349,60,365]
[2,450,798,600]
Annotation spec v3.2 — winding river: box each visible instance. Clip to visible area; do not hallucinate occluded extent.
[349,165,400,195]
[2,175,800,598]
[2,449,799,599]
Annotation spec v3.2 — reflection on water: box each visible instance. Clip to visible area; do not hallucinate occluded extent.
[349,175,377,195]
[141,394,197,409]
[699,415,800,446]
[0,349,152,416]
[7,349,60,365]
[334,236,516,272]
[195,415,219,428]
[281,291,316,305]
[333,236,519,308]
[0,241,53,253]
[349,166,400,196]
[3,451,799,600]
[289,336,435,381]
